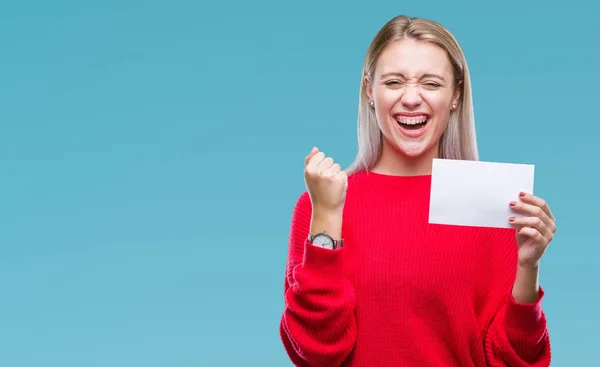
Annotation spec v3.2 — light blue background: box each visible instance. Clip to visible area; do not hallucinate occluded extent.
[1,0,598,366]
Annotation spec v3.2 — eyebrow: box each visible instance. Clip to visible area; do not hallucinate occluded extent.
[380,72,447,83]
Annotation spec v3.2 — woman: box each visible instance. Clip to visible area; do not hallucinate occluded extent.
[279,15,556,367]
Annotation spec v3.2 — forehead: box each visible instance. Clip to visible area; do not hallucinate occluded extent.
[375,39,453,78]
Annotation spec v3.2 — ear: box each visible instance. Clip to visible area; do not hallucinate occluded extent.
[364,74,373,101]
[452,80,463,108]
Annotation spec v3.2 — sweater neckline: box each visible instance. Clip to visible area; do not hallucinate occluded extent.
[354,170,432,188]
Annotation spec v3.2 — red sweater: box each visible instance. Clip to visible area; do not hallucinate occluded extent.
[280,171,551,367]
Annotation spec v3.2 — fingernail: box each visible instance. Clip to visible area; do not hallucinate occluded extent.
[509,217,515,222]
[519,192,525,197]
[510,201,516,207]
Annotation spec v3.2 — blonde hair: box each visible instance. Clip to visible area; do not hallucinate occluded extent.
[346,15,478,175]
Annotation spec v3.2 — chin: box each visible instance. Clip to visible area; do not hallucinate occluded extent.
[396,144,431,158]
[386,133,431,157]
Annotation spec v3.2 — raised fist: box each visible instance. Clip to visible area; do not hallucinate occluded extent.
[304,147,348,213]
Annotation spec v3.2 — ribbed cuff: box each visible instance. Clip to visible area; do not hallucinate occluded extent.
[504,287,545,332]
[302,239,345,281]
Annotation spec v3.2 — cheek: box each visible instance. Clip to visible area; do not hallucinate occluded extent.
[373,91,394,124]
[423,95,452,116]
[375,88,393,104]
[375,89,401,114]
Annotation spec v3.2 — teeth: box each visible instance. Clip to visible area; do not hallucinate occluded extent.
[396,116,428,125]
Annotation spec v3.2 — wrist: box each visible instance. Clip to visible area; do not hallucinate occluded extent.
[312,203,344,216]
[518,257,540,270]
[512,264,540,304]
[517,262,539,273]
[310,206,343,240]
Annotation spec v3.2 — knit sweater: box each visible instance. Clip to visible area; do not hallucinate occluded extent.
[280,171,551,367]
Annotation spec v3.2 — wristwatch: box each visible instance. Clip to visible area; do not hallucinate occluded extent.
[308,232,344,250]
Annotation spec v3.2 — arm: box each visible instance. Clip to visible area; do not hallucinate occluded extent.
[485,288,551,367]
[484,232,551,367]
[280,192,357,367]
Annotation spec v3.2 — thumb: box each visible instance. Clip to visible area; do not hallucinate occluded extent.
[304,147,319,166]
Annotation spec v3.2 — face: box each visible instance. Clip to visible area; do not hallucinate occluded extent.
[366,38,461,158]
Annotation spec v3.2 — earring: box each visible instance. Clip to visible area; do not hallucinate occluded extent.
[452,104,456,110]
[369,100,374,107]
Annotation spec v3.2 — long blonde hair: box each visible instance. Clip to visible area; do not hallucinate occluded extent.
[346,15,478,175]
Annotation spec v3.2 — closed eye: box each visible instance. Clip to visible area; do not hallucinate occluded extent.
[383,80,443,89]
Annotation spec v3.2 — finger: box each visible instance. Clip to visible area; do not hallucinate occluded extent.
[339,170,349,189]
[329,163,341,174]
[510,200,553,228]
[518,192,554,222]
[509,215,553,239]
[307,151,326,170]
[321,163,341,178]
[304,147,319,167]
[318,157,334,172]
[516,226,547,244]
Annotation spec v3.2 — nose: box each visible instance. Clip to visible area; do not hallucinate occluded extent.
[400,85,422,109]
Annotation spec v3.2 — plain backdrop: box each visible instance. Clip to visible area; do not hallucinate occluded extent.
[1,0,598,366]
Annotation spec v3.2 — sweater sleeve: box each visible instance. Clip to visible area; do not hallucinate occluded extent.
[279,192,357,367]
[483,230,551,367]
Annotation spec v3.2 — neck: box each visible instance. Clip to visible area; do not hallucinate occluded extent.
[371,139,440,176]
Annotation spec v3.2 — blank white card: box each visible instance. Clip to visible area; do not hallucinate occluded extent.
[428,158,535,228]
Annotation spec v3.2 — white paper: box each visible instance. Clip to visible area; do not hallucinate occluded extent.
[429,158,535,228]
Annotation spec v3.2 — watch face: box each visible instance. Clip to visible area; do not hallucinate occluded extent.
[312,233,334,249]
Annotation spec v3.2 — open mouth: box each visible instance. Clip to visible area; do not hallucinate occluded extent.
[395,114,430,131]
